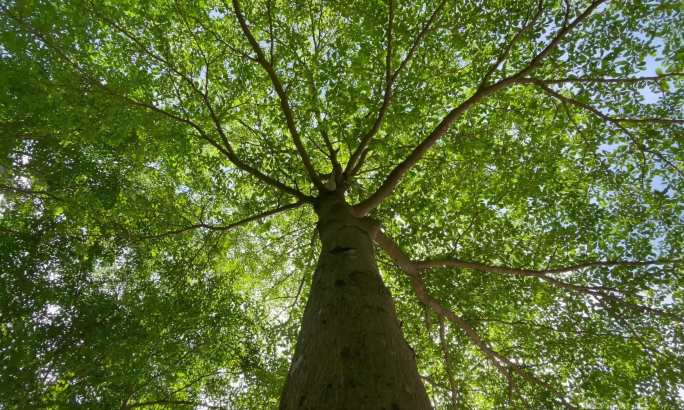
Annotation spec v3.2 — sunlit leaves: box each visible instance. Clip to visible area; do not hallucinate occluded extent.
[1,0,683,408]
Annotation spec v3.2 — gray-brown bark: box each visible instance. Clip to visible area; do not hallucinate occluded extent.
[279,194,431,410]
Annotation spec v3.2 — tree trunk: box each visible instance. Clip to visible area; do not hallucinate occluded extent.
[279,194,431,410]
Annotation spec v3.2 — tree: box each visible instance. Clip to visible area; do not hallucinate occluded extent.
[1,0,683,408]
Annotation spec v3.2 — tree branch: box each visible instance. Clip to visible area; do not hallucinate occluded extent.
[529,79,684,177]
[351,84,502,216]
[231,0,323,190]
[529,73,683,85]
[138,201,305,240]
[103,4,311,199]
[344,0,394,178]
[438,318,460,409]
[512,0,608,79]
[345,0,448,179]
[352,1,606,216]
[391,0,449,82]
[422,256,681,323]
[599,299,676,362]
[6,7,310,202]
[188,11,257,62]
[374,229,577,409]
[123,399,225,410]
[528,80,684,125]
[479,0,544,88]
[414,258,670,277]
[0,183,60,200]
[375,225,682,324]
[87,3,203,97]
[124,400,196,409]
[291,43,342,183]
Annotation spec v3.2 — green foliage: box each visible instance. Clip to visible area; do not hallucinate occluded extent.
[1,0,683,408]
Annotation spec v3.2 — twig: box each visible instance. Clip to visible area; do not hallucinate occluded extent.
[138,201,304,240]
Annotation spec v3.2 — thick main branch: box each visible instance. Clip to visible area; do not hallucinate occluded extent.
[352,0,606,216]
[351,84,504,216]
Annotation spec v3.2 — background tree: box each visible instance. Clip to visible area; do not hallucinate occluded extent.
[1,0,683,408]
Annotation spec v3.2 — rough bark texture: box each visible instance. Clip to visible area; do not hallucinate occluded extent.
[279,194,431,410]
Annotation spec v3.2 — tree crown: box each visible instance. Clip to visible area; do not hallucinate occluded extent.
[1,0,683,408]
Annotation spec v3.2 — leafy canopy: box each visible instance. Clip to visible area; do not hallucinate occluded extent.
[1,0,683,408]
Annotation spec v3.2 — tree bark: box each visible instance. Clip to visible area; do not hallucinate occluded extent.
[279,194,431,410]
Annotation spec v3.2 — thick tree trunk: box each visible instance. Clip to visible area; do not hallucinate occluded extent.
[279,194,431,409]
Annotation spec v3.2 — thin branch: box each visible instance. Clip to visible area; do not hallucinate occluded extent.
[530,73,684,85]
[599,298,676,362]
[597,291,684,325]
[124,400,196,409]
[529,80,684,176]
[189,12,257,62]
[479,0,544,88]
[345,0,448,178]
[139,201,304,240]
[611,117,684,125]
[345,0,395,177]
[89,3,195,87]
[512,0,608,79]
[105,4,311,200]
[393,0,449,80]
[267,0,275,63]
[438,318,460,409]
[291,43,342,182]
[0,183,60,200]
[204,95,311,200]
[6,8,309,201]
[124,400,223,409]
[469,317,589,338]
[404,234,677,316]
[528,80,684,125]
[231,0,323,190]
[414,258,670,277]
[169,370,229,396]
[320,127,342,183]
[289,273,307,310]
[273,271,308,321]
